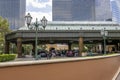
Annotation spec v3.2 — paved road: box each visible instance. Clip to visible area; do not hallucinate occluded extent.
[116,73,120,80]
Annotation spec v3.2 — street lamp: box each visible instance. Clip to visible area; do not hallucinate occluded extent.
[41,16,47,30]
[25,13,32,29]
[101,29,108,54]
[25,13,40,60]
[25,13,48,59]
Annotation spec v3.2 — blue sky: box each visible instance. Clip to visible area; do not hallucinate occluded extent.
[26,0,52,21]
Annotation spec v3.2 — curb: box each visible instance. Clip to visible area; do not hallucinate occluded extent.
[112,67,120,80]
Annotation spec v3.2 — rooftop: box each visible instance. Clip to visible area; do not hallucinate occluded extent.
[19,21,120,30]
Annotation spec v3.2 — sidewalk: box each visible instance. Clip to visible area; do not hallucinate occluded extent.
[14,55,67,61]
[14,54,120,62]
[116,73,120,80]
[14,55,35,61]
[112,67,120,80]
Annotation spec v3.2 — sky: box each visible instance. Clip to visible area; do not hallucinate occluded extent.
[26,0,52,22]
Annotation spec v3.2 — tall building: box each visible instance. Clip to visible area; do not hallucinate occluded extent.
[95,0,112,21]
[52,0,112,21]
[111,0,120,23]
[0,0,26,30]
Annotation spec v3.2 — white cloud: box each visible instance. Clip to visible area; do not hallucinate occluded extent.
[26,0,52,21]
[27,0,52,8]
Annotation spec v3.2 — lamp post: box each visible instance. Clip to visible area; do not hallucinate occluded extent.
[34,18,39,59]
[25,13,47,60]
[101,29,108,54]
[41,16,47,30]
[25,13,32,29]
[25,13,40,60]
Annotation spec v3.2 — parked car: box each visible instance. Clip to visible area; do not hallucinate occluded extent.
[38,50,48,58]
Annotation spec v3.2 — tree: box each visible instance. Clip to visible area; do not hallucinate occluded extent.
[0,16,10,53]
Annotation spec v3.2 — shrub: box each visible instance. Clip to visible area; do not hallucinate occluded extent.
[82,48,88,52]
[0,54,16,62]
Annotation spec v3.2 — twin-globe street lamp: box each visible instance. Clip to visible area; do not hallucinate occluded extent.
[25,13,47,60]
[100,29,108,55]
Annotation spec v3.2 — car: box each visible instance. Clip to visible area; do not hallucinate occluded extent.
[38,50,48,58]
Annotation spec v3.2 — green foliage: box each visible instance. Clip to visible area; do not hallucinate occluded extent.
[0,16,10,31]
[82,48,88,52]
[0,54,16,62]
[0,16,10,52]
[82,46,88,52]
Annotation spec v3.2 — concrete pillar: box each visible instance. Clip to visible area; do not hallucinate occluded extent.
[118,43,120,51]
[79,37,84,56]
[102,42,104,54]
[17,38,22,58]
[68,43,72,50]
[116,42,119,52]
[5,41,10,54]
[98,44,102,53]
[32,43,35,55]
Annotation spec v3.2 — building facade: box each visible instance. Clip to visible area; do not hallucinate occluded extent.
[52,0,112,21]
[0,0,26,30]
[95,0,112,21]
[111,0,120,23]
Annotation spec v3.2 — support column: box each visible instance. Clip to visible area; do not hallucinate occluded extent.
[68,43,72,50]
[102,42,104,54]
[98,44,102,53]
[118,42,120,51]
[32,42,35,56]
[17,38,22,58]
[5,41,10,54]
[115,44,117,52]
[79,37,84,56]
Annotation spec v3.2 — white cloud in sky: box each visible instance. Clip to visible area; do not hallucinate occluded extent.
[26,0,52,22]
[27,0,52,8]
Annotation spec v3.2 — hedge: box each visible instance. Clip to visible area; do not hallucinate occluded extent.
[0,54,16,62]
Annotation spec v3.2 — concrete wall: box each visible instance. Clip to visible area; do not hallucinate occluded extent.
[0,55,120,80]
